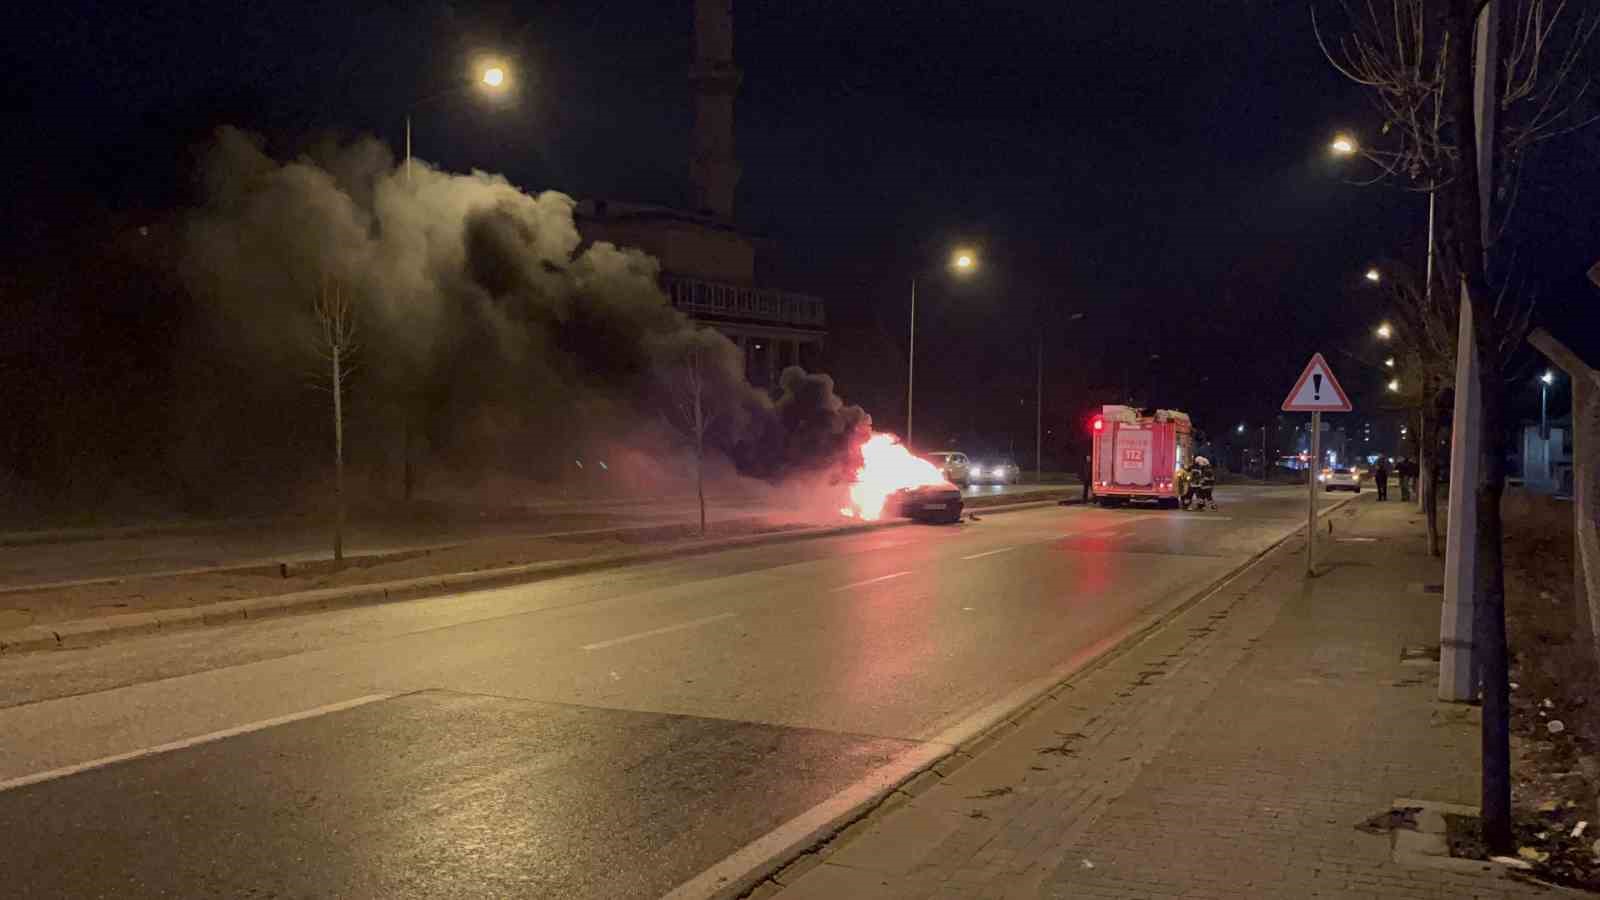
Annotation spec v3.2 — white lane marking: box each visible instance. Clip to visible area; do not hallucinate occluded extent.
[1337,537,1379,543]
[961,546,1017,560]
[1172,516,1234,521]
[830,571,911,592]
[0,693,394,794]
[580,612,736,651]
[660,740,951,900]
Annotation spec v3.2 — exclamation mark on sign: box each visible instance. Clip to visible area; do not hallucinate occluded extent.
[1312,373,1323,401]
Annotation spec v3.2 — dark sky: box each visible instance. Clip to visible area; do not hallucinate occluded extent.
[7,0,1598,456]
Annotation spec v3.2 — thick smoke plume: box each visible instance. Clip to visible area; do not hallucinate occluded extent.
[174,127,866,503]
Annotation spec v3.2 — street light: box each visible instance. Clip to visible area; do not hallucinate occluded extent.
[405,61,513,185]
[1375,322,1393,340]
[1387,378,1401,393]
[1330,134,1358,155]
[396,58,511,500]
[906,248,978,450]
[1384,357,1396,368]
[1540,370,1556,438]
[1365,267,1382,283]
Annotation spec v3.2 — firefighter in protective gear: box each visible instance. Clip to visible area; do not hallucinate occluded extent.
[1189,456,1218,511]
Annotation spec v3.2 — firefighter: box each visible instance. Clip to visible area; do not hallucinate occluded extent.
[1191,456,1217,511]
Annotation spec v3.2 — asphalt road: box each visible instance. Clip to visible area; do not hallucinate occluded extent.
[0,485,1317,899]
[0,483,1068,591]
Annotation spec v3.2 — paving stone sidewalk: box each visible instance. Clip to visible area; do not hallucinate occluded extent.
[773,497,1554,899]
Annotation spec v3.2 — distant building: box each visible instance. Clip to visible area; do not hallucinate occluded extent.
[575,0,825,389]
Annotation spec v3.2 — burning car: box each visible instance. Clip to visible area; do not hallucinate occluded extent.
[840,433,966,524]
[887,482,965,523]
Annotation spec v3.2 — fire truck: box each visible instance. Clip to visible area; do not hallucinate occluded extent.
[1089,405,1194,507]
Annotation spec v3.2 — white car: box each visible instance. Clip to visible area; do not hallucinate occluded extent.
[1319,466,1362,492]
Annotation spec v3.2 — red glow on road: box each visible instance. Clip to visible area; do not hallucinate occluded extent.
[843,433,949,521]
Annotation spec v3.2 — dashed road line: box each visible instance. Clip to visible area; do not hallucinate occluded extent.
[830,571,912,592]
[581,612,736,650]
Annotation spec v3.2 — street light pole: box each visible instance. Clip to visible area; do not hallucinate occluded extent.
[1036,332,1043,484]
[907,277,917,450]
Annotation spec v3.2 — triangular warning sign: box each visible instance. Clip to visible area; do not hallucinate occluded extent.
[1282,353,1353,412]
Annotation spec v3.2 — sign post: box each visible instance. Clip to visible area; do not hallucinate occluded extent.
[1282,353,1352,576]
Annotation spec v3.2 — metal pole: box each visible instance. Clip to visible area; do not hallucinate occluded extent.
[1541,381,1549,440]
[1258,425,1265,479]
[405,115,412,185]
[1036,333,1044,484]
[1308,411,1321,576]
[907,277,916,450]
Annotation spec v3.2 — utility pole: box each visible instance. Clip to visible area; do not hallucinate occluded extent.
[1307,413,1321,576]
[1036,332,1044,484]
[1439,0,1498,704]
[907,277,916,450]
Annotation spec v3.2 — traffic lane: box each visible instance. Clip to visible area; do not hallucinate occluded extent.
[0,516,1034,775]
[0,690,915,900]
[0,524,943,712]
[0,504,1200,777]
[425,540,1242,743]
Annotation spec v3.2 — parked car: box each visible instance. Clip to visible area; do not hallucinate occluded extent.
[1319,466,1362,492]
[926,451,972,486]
[969,457,1020,485]
[890,482,965,524]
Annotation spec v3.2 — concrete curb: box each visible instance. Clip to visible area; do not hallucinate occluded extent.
[0,495,1077,656]
[718,492,1362,900]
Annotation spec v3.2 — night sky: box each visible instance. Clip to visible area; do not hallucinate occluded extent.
[6,1,1598,470]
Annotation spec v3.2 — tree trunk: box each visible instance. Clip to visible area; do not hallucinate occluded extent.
[333,344,345,563]
[1421,378,1441,557]
[1473,365,1512,853]
[403,417,414,502]
[694,371,707,537]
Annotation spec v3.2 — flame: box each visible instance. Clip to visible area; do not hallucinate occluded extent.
[843,433,951,521]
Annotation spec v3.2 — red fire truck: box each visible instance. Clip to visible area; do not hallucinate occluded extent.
[1089,405,1194,507]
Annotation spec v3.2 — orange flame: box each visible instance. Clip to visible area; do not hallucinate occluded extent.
[843,433,950,520]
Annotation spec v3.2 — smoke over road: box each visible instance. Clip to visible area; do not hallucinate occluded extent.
[173,127,867,507]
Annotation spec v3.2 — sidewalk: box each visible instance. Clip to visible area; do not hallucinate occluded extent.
[771,497,1552,899]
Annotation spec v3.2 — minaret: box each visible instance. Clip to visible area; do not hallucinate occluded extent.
[691,0,741,221]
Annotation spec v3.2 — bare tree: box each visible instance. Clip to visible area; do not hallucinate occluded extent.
[663,341,717,536]
[1317,0,1598,853]
[313,276,358,561]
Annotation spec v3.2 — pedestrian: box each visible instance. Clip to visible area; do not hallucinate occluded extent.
[1398,456,1416,502]
[1373,457,1390,501]
[1080,453,1092,503]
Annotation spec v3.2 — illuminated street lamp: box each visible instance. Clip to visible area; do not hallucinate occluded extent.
[907,249,978,450]
[406,61,513,185]
[1365,267,1382,283]
[1540,370,1556,438]
[1330,134,1358,155]
[1384,357,1396,368]
[1375,322,1393,340]
[1387,378,1401,393]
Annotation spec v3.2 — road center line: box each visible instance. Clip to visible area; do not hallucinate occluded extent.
[830,571,911,592]
[0,693,395,794]
[961,546,1016,560]
[581,612,736,651]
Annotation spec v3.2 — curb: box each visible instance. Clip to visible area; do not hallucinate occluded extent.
[716,492,1362,900]
[0,495,1077,656]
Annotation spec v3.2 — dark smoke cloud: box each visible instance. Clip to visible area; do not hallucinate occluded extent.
[173,127,869,500]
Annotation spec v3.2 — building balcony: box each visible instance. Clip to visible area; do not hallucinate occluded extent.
[662,274,825,331]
